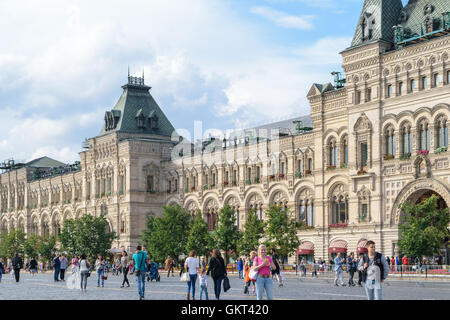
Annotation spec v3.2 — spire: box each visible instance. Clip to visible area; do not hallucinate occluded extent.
[349,0,403,50]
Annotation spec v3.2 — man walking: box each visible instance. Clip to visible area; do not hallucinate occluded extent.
[347,252,356,286]
[358,240,390,300]
[59,254,68,281]
[357,252,364,286]
[334,252,346,286]
[133,245,149,300]
[12,253,23,283]
[53,253,61,282]
[237,258,244,280]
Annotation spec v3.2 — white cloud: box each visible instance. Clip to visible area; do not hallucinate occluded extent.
[250,6,315,30]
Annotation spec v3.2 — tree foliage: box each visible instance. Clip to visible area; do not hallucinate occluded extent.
[59,214,116,261]
[141,205,192,264]
[212,205,242,264]
[0,229,26,260]
[399,194,450,258]
[38,236,57,262]
[264,205,301,259]
[186,210,213,259]
[238,209,266,255]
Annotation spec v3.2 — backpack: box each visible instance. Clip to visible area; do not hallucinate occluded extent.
[362,252,385,283]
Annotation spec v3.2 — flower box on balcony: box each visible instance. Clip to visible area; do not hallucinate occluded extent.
[190,187,196,191]
[340,163,348,169]
[184,188,188,193]
[305,170,312,175]
[279,174,285,179]
[246,179,251,185]
[106,192,111,196]
[223,181,229,186]
[254,178,260,184]
[417,150,429,156]
[95,194,100,198]
[119,190,124,195]
[383,154,395,160]
[202,185,208,190]
[357,169,367,175]
[295,171,302,178]
[329,223,348,228]
[269,175,275,180]
[326,165,336,171]
[434,146,448,155]
[399,153,411,160]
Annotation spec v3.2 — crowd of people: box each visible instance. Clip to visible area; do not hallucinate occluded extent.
[0,240,446,301]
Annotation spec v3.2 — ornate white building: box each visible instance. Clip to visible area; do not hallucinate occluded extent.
[1,0,449,262]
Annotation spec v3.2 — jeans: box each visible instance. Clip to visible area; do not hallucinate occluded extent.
[0,269,2,281]
[255,276,273,300]
[213,276,223,300]
[97,269,104,287]
[238,269,243,279]
[60,269,66,281]
[187,274,197,299]
[80,271,88,289]
[122,267,129,286]
[137,272,146,299]
[14,268,20,282]
[364,281,382,300]
[200,284,209,300]
[348,270,355,285]
[54,267,60,281]
[334,269,344,285]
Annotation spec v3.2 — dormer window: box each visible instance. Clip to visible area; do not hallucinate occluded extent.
[136,109,145,129]
[149,112,159,130]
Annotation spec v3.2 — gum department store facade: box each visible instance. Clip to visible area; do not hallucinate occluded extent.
[1,0,450,263]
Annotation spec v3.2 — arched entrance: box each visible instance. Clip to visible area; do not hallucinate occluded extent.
[392,180,450,265]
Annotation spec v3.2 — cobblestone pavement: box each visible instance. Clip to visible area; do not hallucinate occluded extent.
[1,271,449,300]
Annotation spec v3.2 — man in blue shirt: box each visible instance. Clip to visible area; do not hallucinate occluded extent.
[334,252,346,286]
[237,258,244,279]
[53,253,61,282]
[133,246,149,300]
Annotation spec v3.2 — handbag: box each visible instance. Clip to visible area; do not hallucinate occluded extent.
[223,276,231,292]
[249,268,258,281]
[101,275,108,280]
[180,272,190,282]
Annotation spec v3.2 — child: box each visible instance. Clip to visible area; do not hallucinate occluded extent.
[199,268,209,300]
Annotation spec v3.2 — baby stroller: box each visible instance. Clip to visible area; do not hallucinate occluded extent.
[147,261,160,282]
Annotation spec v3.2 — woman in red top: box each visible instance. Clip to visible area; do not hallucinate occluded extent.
[252,245,276,300]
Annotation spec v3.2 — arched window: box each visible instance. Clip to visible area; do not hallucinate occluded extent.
[330,185,348,225]
[436,116,448,148]
[328,139,337,167]
[418,120,430,151]
[401,123,412,155]
[384,126,396,157]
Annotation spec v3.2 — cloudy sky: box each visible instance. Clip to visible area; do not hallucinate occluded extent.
[0,0,409,164]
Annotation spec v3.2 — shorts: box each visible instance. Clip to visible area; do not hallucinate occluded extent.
[271,268,280,275]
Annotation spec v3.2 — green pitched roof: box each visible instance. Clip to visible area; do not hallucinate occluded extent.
[99,78,176,138]
[26,156,66,168]
[400,0,450,36]
[349,0,403,49]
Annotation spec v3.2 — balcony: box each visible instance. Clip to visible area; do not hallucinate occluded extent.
[329,223,348,228]
[434,146,448,155]
[383,154,395,161]
[399,153,411,160]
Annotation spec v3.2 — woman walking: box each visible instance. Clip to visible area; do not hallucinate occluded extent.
[207,249,227,300]
[253,244,276,300]
[95,255,105,287]
[120,251,130,288]
[184,250,200,300]
[79,254,90,291]
[29,257,38,276]
[244,251,257,295]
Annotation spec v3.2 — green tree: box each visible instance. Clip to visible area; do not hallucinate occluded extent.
[24,233,40,259]
[141,205,192,264]
[186,210,213,259]
[59,214,116,261]
[212,205,242,264]
[38,236,57,262]
[0,229,26,260]
[264,205,301,261]
[398,194,450,258]
[238,209,266,255]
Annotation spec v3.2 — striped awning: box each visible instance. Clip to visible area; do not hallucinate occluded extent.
[297,241,314,255]
[357,240,368,254]
[328,240,348,253]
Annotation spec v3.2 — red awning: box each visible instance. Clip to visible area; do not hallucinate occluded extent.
[356,240,368,254]
[328,240,348,253]
[297,241,314,255]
